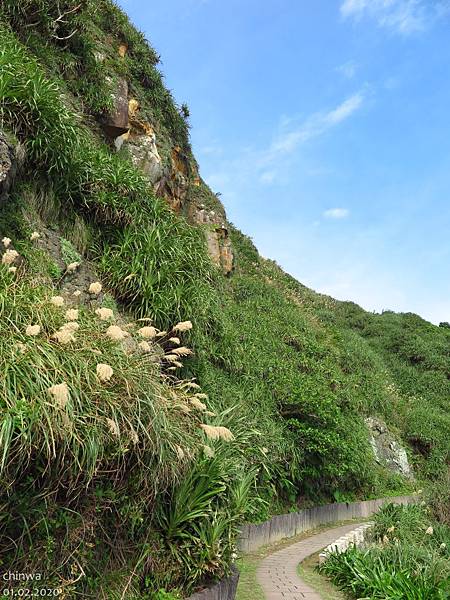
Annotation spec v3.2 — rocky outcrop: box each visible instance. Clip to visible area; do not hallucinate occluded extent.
[100,77,129,138]
[118,42,128,58]
[126,125,163,183]
[190,205,233,275]
[0,132,17,202]
[154,146,190,212]
[366,417,413,478]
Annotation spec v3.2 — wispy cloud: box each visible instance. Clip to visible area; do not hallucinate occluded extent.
[199,144,223,156]
[260,170,277,184]
[203,91,367,198]
[340,0,450,35]
[323,207,350,219]
[337,60,358,79]
[268,91,365,157]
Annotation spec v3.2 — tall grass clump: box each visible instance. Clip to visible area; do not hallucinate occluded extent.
[427,469,450,527]
[0,243,239,595]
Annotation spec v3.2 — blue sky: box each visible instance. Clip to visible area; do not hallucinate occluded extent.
[117,0,450,324]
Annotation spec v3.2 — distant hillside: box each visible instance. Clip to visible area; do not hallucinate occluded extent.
[0,1,448,597]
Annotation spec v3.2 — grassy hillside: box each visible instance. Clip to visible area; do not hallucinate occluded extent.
[0,2,448,597]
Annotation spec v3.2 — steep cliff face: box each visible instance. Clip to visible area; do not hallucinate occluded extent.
[98,41,234,274]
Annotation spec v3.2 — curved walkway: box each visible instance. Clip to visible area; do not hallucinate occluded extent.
[256,522,362,599]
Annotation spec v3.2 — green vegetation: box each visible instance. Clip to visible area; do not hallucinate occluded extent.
[0,0,190,151]
[60,237,82,265]
[0,1,448,597]
[319,503,450,599]
[236,557,265,600]
[329,303,450,478]
[0,244,194,593]
[192,227,421,508]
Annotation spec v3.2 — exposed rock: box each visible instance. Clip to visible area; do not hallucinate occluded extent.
[171,146,189,177]
[102,92,233,268]
[100,77,129,138]
[365,417,413,478]
[204,228,222,270]
[114,130,130,151]
[0,132,17,203]
[126,127,163,184]
[128,98,139,119]
[190,206,234,275]
[154,146,191,212]
[119,99,164,183]
[118,42,128,57]
[157,170,189,212]
[218,227,233,274]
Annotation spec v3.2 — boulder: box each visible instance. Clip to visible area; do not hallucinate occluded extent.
[366,417,413,478]
[101,77,129,138]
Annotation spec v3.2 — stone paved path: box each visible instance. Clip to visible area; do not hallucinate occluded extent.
[257,522,363,599]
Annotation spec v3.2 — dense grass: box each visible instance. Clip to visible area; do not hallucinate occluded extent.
[319,503,450,599]
[0,243,192,591]
[230,229,450,485]
[1,0,191,152]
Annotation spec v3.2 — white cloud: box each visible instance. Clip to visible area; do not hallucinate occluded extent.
[199,144,223,156]
[260,170,277,184]
[340,0,449,35]
[269,91,365,157]
[323,208,350,219]
[326,93,364,124]
[337,60,358,79]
